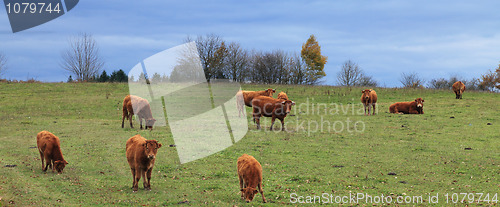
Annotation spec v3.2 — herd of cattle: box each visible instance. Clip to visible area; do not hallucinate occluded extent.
[35,81,466,203]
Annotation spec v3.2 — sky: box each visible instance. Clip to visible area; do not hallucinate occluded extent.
[1,0,500,87]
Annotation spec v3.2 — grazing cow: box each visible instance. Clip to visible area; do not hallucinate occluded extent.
[36,131,68,174]
[122,95,156,129]
[236,88,276,117]
[452,81,466,99]
[126,135,162,192]
[237,154,266,203]
[389,98,425,114]
[277,91,289,100]
[360,89,378,115]
[251,96,295,131]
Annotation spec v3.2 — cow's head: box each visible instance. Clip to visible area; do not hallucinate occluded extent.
[145,118,156,129]
[266,88,276,97]
[361,89,372,100]
[281,100,295,114]
[143,140,162,160]
[54,160,68,174]
[415,98,424,108]
[241,187,259,203]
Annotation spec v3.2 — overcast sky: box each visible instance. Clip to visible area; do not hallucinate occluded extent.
[1,0,500,86]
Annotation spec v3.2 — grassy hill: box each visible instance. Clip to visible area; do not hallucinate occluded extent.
[0,83,498,206]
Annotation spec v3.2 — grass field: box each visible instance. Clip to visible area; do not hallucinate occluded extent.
[0,83,498,206]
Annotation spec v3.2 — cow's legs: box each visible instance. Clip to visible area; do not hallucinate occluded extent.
[270,116,276,130]
[238,175,244,199]
[39,150,45,171]
[372,103,376,115]
[141,169,148,190]
[130,168,136,190]
[145,168,152,190]
[139,117,144,130]
[258,182,267,203]
[133,169,141,192]
[128,114,134,128]
[121,112,126,128]
[363,103,367,115]
[49,159,55,173]
[280,119,285,131]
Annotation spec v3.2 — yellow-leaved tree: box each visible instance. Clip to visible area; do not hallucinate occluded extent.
[301,34,328,84]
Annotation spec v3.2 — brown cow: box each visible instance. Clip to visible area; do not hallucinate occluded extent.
[122,95,156,129]
[452,81,466,99]
[361,89,378,116]
[389,98,425,114]
[236,88,276,117]
[36,131,68,174]
[126,135,162,192]
[251,96,295,131]
[237,154,266,203]
[277,91,289,100]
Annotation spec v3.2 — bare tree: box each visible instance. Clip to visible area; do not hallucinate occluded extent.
[224,42,249,82]
[61,33,104,81]
[400,72,424,88]
[0,52,7,78]
[185,34,228,81]
[337,60,362,87]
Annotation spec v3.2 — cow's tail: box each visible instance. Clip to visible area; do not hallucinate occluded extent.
[123,105,129,120]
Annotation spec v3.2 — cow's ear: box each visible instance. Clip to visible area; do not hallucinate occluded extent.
[253,189,259,194]
[422,99,424,102]
[281,101,286,104]
[158,143,162,148]
[361,90,364,93]
[64,161,68,164]
[415,99,417,102]
[292,101,296,106]
[142,143,147,148]
[369,89,372,92]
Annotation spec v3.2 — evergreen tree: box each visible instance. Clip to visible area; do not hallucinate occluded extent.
[99,70,109,82]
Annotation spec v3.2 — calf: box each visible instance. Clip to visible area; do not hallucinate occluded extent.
[360,89,377,115]
[452,81,466,99]
[36,131,68,174]
[236,88,276,117]
[126,135,162,192]
[122,95,156,129]
[389,98,425,114]
[237,154,266,203]
[277,91,289,100]
[251,96,295,131]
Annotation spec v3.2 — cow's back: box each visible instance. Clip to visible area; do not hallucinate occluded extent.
[237,154,262,180]
[37,131,60,151]
[452,81,465,92]
[251,96,280,115]
[126,135,146,163]
[369,90,378,103]
[277,92,288,100]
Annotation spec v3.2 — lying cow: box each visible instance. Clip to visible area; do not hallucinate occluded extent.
[126,135,162,192]
[452,81,466,99]
[236,88,276,117]
[251,96,295,131]
[122,95,156,129]
[36,131,68,174]
[361,89,377,115]
[237,154,267,203]
[389,98,425,114]
[277,91,288,100]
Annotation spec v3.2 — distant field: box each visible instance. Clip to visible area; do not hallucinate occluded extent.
[0,83,498,206]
